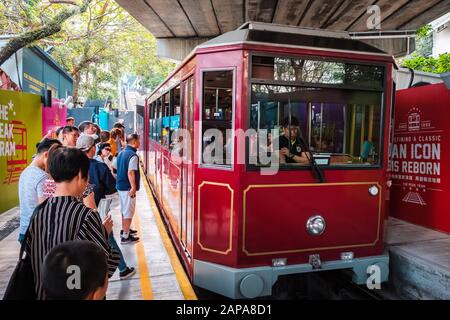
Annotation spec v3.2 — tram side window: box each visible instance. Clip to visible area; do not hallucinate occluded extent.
[249,85,382,167]
[252,56,384,90]
[149,102,154,141]
[156,98,162,143]
[152,102,157,141]
[202,70,233,166]
[162,92,171,148]
[169,86,181,153]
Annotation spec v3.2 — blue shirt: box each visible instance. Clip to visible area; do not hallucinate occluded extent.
[89,159,117,206]
[116,146,140,191]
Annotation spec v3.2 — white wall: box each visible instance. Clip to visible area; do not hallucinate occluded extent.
[431,12,450,57]
[0,39,23,87]
[396,68,443,90]
[433,23,450,57]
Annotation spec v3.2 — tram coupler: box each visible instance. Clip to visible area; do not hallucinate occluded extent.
[309,254,322,269]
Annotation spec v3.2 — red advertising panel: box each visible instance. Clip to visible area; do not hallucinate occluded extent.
[42,98,66,137]
[390,83,450,233]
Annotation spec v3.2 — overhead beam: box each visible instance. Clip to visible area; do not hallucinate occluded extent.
[348,0,410,31]
[247,0,278,23]
[326,0,375,30]
[117,0,448,40]
[400,0,450,29]
[272,0,310,25]
[211,0,245,33]
[179,0,221,36]
[145,0,196,37]
[115,0,173,37]
[381,0,443,30]
[300,0,344,28]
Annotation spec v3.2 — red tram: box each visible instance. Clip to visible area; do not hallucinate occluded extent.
[142,22,395,298]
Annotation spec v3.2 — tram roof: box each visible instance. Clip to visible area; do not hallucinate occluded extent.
[197,22,388,56]
[148,22,394,100]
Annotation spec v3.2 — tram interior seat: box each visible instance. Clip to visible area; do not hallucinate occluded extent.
[361,140,374,163]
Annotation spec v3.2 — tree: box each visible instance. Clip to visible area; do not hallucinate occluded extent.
[1,0,175,105]
[0,0,92,65]
[402,53,450,74]
[48,0,175,104]
[400,24,450,74]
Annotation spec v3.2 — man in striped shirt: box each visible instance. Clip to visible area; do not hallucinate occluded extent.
[24,146,120,299]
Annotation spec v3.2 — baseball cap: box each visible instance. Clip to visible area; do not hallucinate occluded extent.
[76,134,96,152]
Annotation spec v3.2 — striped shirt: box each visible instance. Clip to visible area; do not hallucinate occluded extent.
[25,196,120,299]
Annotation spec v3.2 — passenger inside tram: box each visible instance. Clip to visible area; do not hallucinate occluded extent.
[276,117,310,165]
[250,86,382,167]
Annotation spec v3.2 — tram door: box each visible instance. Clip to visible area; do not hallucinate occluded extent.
[181,76,194,258]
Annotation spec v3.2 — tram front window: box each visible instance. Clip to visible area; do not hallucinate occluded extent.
[249,85,382,167]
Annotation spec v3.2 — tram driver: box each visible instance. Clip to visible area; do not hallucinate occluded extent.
[277,117,310,165]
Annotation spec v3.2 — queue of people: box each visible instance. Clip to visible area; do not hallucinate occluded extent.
[11,116,142,300]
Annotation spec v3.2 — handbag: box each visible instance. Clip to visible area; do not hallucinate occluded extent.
[2,244,36,300]
[3,200,48,300]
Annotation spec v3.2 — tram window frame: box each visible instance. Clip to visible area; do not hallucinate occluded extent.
[163,92,170,117]
[246,53,387,171]
[156,97,163,144]
[148,102,154,142]
[161,91,171,148]
[199,68,235,170]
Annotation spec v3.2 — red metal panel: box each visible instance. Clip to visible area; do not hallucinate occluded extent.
[198,182,233,254]
[243,183,382,255]
[390,83,450,233]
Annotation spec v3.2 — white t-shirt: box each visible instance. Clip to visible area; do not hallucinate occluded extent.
[18,165,48,235]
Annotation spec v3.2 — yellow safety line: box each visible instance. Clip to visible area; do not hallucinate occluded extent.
[133,207,154,300]
[140,169,198,300]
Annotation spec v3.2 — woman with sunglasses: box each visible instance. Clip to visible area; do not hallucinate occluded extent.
[95,142,116,178]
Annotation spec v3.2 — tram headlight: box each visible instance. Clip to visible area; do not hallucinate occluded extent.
[368,185,379,196]
[341,252,354,260]
[272,258,287,267]
[306,215,326,236]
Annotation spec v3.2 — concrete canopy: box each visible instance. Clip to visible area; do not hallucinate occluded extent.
[116,0,450,60]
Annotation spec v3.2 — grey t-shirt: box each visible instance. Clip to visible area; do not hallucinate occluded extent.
[128,155,138,171]
[18,165,48,235]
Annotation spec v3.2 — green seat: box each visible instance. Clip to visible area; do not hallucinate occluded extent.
[361,141,373,162]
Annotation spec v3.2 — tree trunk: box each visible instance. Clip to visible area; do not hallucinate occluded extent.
[0,0,91,66]
[72,71,81,104]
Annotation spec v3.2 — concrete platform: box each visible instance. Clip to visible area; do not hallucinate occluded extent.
[385,217,450,300]
[0,178,196,300]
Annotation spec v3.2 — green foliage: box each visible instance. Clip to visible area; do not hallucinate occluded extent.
[416,24,432,38]
[402,53,450,74]
[49,1,175,104]
[400,24,449,74]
